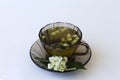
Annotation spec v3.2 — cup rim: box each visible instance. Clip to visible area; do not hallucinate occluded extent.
[38,22,83,48]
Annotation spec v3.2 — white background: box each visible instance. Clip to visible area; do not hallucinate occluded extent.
[0,0,120,80]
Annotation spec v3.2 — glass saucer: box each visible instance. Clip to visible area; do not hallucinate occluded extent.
[30,39,92,72]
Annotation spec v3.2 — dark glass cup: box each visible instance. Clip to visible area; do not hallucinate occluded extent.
[39,22,89,57]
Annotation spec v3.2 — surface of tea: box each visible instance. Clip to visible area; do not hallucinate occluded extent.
[41,27,80,47]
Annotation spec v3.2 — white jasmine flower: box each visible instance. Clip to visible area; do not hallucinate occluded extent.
[55,30,60,34]
[73,34,78,37]
[47,56,68,72]
[67,34,71,38]
[62,43,69,46]
[49,56,59,63]
[63,57,68,62]
[60,29,65,32]
[51,32,56,36]
[63,27,68,30]
[48,63,54,69]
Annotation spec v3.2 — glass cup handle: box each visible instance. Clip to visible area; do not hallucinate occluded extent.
[74,42,89,55]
